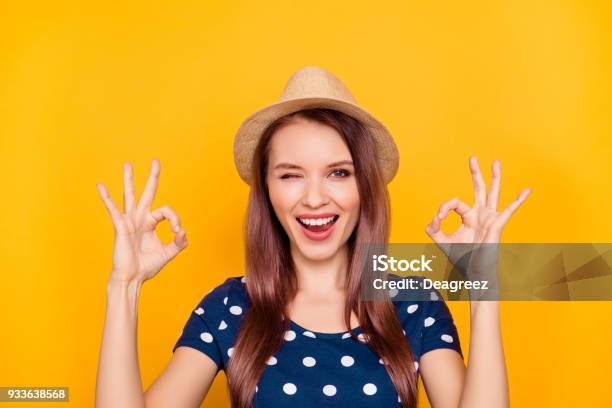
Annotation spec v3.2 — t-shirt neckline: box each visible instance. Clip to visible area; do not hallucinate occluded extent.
[288,319,363,339]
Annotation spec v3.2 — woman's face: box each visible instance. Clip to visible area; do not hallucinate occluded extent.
[266,117,360,262]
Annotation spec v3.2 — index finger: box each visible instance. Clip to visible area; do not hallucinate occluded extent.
[137,159,161,212]
[438,197,472,220]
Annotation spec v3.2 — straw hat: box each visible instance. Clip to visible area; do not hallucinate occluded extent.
[233,66,400,185]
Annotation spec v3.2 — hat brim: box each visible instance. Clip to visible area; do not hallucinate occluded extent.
[233,97,399,185]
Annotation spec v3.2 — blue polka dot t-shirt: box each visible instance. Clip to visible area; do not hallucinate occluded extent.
[173,275,463,407]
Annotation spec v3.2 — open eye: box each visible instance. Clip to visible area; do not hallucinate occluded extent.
[330,169,351,178]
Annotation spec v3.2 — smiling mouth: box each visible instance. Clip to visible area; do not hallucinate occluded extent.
[296,215,340,232]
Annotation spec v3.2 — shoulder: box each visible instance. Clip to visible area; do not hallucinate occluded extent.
[174,275,250,368]
[387,273,447,305]
[193,274,250,316]
[388,274,456,330]
[388,274,463,358]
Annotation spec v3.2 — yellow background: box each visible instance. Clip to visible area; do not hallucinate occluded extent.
[1,0,611,406]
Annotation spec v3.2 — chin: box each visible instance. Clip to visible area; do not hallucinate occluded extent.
[301,247,339,262]
[294,238,341,261]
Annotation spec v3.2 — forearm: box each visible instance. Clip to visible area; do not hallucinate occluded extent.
[458,301,509,408]
[95,279,146,408]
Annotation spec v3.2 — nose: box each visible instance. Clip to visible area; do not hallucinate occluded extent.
[301,176,329,208]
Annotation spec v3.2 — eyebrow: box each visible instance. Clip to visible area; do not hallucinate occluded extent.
[273,160,354,170]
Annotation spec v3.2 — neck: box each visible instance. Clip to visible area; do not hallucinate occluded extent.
[290,243,351,296]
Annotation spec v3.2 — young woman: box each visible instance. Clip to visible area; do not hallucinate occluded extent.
[95,67,530,407]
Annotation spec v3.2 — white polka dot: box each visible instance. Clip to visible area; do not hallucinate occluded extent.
[341,355,354,367]
[424,316,435,327]
[284,330,296,341]
[363,383,377,395]
[227,347,234,357]
[430,291,439,301]
[341,332,351,339]
[241,276,247,283]
[223,296,228,305]
[218,320,227,330]
[378,357,386,365]
[255,385,258,393]
[402,329,406,335]
[322,384,337,396]
[414,361,419,371]
[357,333,370,343]
[303,331,316,338]
[266,356,277,365]
[229,305,242,315]
[302,356,316,367]
[441,334,453,343]
[283,383,297,395]
[398,394,401,402]
[200,332,213,343]
[407,304,418,314]
[389,288,398,298]
[194,307,204,315]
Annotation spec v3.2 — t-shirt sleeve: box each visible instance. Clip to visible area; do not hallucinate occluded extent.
[173,288,225,373]
[419,289,463,359]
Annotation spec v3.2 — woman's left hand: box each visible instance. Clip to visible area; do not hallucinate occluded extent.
[426,155,531,245]
[425,156,531,275]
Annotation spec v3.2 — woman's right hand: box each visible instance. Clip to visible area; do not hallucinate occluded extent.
[96,159,188,284]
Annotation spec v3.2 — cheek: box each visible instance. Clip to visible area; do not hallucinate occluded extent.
[335,181,360,211]
[267,180,300,215]
[330,182,360,224]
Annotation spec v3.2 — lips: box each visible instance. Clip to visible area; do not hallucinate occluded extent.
[297,215,339,232]
[295,214,339,241]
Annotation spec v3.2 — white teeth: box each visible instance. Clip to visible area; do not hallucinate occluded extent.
[298,216,336,226]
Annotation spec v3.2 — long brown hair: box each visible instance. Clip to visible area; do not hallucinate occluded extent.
[226,108,418,407]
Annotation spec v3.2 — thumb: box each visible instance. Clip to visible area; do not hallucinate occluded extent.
[164,227,188,261]
[425,215,449,244]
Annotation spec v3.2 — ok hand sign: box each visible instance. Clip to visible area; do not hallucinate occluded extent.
[425,156,531,286]
[96,159,188,284]
[425,156,531,268]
